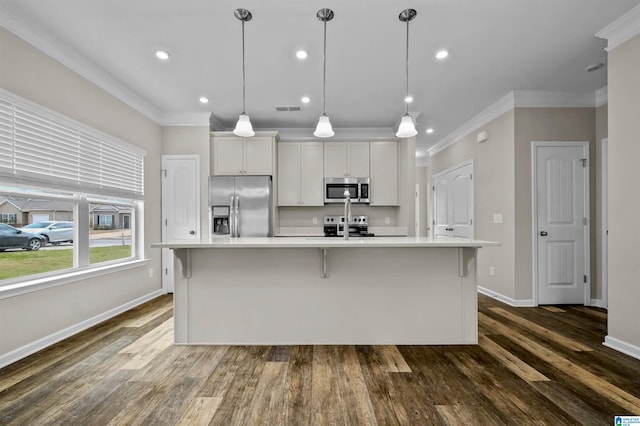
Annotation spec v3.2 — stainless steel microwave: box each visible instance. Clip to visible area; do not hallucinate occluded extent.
[324,177,370,204]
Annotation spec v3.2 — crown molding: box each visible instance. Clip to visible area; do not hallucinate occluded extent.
[512,90,596,108]
[159,112,211,127]
[0,6,164,125]
[596,4,640,51]
[273,127,397,142]
[427,89,600,157]
[595,86,608,107]
[427,92,515,156]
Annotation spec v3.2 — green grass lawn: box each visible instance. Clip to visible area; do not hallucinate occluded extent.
[0,246,132,281]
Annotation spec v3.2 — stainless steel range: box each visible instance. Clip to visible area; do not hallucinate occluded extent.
[323,215,373,237]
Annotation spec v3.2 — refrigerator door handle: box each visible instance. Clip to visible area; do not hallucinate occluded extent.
[229,195,235,237]
[235,195,240,237]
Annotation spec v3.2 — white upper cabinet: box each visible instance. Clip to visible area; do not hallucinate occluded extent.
[370,141,399,206]
[323,142,369,178]
[212,136,273,175]
[277,142,324,206]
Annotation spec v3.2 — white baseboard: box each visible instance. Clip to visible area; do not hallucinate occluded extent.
[0,289,165,369]
[477,286,536,307]
[603,336,640,361]
[590,298,608,309]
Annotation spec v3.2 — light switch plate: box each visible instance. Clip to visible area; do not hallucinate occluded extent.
[493,214,503,224]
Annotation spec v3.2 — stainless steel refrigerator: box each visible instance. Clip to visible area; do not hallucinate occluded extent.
[209,176,272,237]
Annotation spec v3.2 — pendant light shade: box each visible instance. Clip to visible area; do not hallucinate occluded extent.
[233,8,255,137]
[396,9,418,138]
[396,113,417,138]
[314,8,335,138]
[234,114,254,138]
[314,114,334,138]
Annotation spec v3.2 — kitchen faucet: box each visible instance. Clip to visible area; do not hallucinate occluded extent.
[343,190,352,240]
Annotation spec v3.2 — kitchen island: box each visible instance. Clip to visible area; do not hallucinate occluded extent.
[153,237,499,345]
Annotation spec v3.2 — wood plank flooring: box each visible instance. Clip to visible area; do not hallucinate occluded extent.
[1,294,639,425]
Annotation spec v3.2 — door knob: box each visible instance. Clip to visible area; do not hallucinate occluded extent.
[189,230,195,235]
[539,231,548,236]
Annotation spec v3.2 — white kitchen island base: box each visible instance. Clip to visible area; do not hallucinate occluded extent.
[155,237,498,345]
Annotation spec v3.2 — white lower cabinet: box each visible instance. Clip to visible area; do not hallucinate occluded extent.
[278,142,324,206]
[369,141,399,206]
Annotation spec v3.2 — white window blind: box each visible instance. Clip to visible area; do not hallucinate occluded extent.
[0,90,145,198]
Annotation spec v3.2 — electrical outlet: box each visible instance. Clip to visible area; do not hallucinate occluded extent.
[385,217,390,225]
[312,217,318,225]
[489,266,495,276]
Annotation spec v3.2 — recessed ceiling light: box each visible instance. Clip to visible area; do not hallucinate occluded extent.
[301,96,310,104]
[404,96,414,103]
[426,128,434,134]
[199,96,209,104]
[155,49,170,61]
[435,49,449,60]
[296,50,308,59]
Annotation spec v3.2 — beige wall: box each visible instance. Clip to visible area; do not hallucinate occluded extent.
[513,108,596,300]
[0,28,163,360]
[430,107,598,303]
[429,110,516,299]
[607,33,640,349]
[594,103,608,302]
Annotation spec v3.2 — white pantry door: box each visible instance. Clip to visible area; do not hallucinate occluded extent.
[161,155,200,293]
[535,143,588,305]
[432,162,473,239]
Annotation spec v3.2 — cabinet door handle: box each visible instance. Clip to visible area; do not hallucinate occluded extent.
[540,231,548,236]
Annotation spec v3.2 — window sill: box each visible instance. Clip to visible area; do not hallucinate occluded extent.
[0,258,150,300]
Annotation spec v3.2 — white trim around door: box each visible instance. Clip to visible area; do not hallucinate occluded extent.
[601,137,608,309]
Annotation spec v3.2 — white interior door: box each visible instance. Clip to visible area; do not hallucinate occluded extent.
[432,175,450,238]
[432,162,473,239]
[535,143,588,305]
[162,155,200,293]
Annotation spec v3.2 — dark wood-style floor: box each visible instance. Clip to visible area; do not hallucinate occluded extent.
[1,294,639,425]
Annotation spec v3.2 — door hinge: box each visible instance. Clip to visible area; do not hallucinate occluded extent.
[584,275,587,283]
[583,217,587,225]
[165,219,167,226]
[470,219,473,225]
[470,173,472,180]
[581,159,587,167]
[161,169,167,177]
[165,268,168,275]
[432,186,435,191]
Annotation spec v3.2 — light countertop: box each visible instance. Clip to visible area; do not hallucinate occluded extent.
[153,236,500,249]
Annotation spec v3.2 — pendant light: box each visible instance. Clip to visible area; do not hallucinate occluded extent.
[396,8,418,138]
[233,8,255,137]
[314,8,335,138]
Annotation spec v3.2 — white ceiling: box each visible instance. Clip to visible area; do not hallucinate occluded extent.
[1,0,639,160]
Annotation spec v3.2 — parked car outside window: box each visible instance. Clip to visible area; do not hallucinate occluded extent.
[0,223,44,251]
[21,221,74,245]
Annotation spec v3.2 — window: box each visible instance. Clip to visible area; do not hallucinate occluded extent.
[89,199,133,265]
[0,89,146,287]
[96,214,114,227]
[0,213,17,224]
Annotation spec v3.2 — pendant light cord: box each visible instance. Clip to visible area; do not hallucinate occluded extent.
[241,19,246,115]
[405,19,410,115]
[322,19,327,116]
